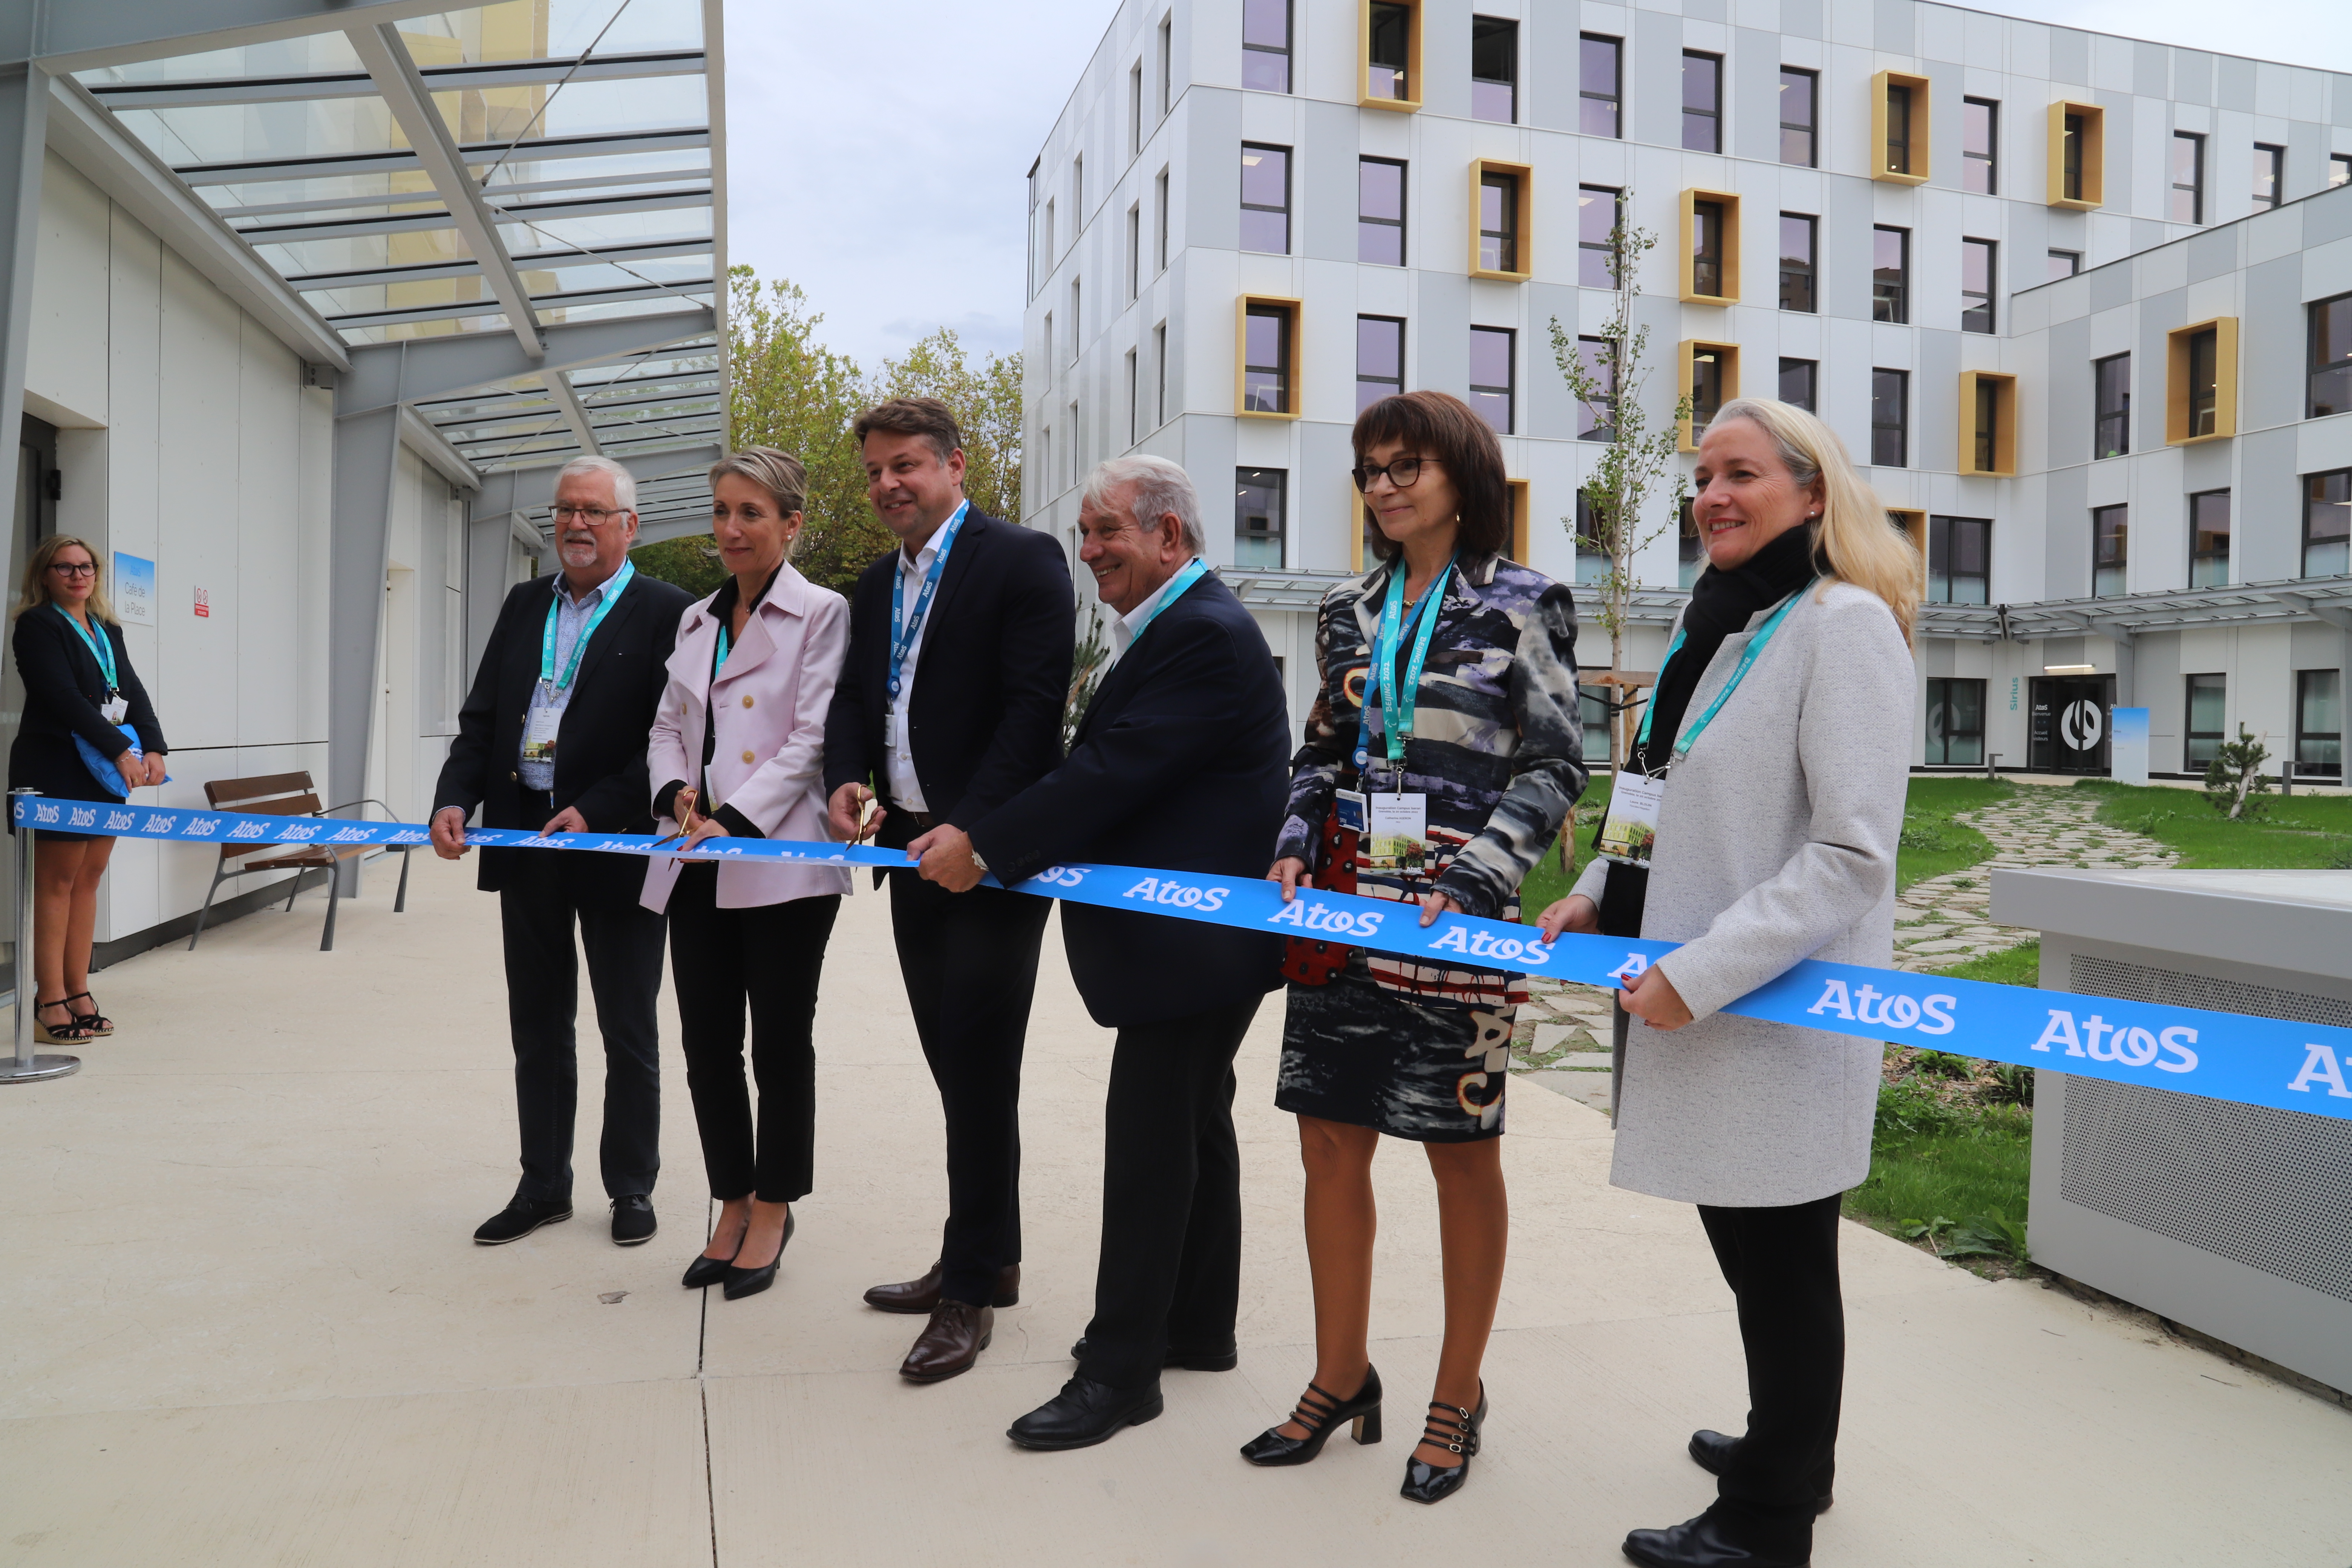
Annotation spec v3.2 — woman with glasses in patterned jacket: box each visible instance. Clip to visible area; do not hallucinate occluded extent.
[1239,389,1585,1504]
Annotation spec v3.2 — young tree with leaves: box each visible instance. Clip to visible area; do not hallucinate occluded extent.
[2203,724,2272,820]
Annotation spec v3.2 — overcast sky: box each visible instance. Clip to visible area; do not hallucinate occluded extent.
[721,0,2352,372]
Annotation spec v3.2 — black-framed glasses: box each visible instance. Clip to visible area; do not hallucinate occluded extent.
[46,561,96,577]
[1351,455,1438,491]
[550,504,628,524]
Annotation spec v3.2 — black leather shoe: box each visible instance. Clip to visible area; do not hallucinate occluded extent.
[1069,1335,1239,1372]
[1687,1430,1834,1514]
[473,1196,573,1245]
[1399,1385,1485,1504]
[1623,1508,1811,1568]
[1240,1365,1382,1465]
[721,1210,795,1300]
[682,1240,740,1289]
[1006,1376,1165,1451]
[611,1195,656,1246]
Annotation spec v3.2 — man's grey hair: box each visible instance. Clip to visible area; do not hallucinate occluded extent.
[556,455,638,514]
[1084,455,1204,556]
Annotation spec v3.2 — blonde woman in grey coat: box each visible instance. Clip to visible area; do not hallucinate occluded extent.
[1537,397,1917,1568]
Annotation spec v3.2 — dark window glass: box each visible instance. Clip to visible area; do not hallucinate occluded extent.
[1240,144,1289,253]
[1575,490,1610,585]
[1961,237,1995,333]
[2094,354,2131,459]
[2308,293,2352,418]
[1243,305,1291,413]
[1578,185,1621,287]
[2171,131,2204,224]
[2297,669,2342,777]
[2187,327,2220,438]
[1972,378,1999,472]
[2308,468,2352,577]
[1682,52,1720,153]
[1962,98,1998,193]
[1471,17,1516,123]
[1235,468,1286,567]
[1358,158,1406,266]
[1243,0,1291,92]
[1873,226,1908,323]
[1928,516,1991,604]
[2092,504,2128,598]
[1126,205,1140,300]
[1356,315,1404,413]
[1690,345,1726,438]
[1691,200,1725,298]
[2335,155,2352,190]
[2063,113,2086,201]
[1580,34,1621,138]
[1778,213,1815,312]
[1925,678,1986,766]
[1885,83,1913,176]
[1367,2,1411,100]
[1777,357,1816,412]
[2049,248,2081,280]
[1469,327,1514,433]
[1126,348,1139,446]
[1155,169,1169,270]
[1575,335,1617,441]
[2190,489,2231,588]
[2254,143,2284,211]
[1478,171,1520,273]
[1678,498,1703,588]
[1779,68,1816,167]
[1871,368,1907,466]
[2186,674,2227,769]
[1153,321,1167,424]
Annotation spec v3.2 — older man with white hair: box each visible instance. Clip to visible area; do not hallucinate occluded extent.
[912,454,1291,1449]
[432,455,694,1247]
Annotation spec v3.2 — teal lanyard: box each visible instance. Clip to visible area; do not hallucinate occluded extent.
[890,500,969,700]
[541,561,634,692]
[55,605,116,692]
[1353,554,1456,776]
[1124,557,1208,645]
[715,566,782,668]
[1635,580,1814,768]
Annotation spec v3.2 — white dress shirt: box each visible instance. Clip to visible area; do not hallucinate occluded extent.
[882,517,958,812]
[1107,562,1194,658]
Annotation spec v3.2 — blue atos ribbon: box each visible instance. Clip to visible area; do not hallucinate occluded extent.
[23,796,2352,1125]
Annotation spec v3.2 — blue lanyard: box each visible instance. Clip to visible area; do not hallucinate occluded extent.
[889,501,968,700]
[540,562,634,692]
[1124,557,1208,645]
[55,605,117,692]
[1635,580,1814,767]
[1352,554,1456,775]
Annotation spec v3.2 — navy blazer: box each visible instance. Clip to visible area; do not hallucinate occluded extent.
[971,571,1289,1030]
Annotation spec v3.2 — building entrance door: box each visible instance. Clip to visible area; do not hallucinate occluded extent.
[2029,675,2115,773]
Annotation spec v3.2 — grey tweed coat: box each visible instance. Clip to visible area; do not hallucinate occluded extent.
[1570,580,1914,1208]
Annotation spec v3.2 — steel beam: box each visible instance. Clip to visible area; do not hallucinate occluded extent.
[30,0,456,72]
[237,187,711,247]
[328,399,402,886]
[397,406,481,492]
[467,444,721,528]
[74,49,704,103]
[703,0,732,420]
[0,59,43,665]
[174,127,710,187]
[339,307,715,414]
[542,371,602,457]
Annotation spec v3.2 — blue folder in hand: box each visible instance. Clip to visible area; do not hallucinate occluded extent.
[75,724,168,798]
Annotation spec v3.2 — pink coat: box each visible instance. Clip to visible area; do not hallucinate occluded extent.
[639,562,854,912]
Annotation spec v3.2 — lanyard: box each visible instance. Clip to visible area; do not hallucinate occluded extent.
[1353,554,1456,775]
[1124,557,1208,646]
[1635,580,1814,769]
[890,500,968,700]
[55,605,117,692]
[540,561,634,693]
[715,565,783,669]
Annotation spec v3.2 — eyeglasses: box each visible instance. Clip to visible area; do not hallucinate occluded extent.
[1351,455,1439,492]
[549,504,629,525]
[46,561,96,577]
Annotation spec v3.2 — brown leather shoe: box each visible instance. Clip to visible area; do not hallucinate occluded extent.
[862,1260,1021,1314]
[899,1300,993,1383]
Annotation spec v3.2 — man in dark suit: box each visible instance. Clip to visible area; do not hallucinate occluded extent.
[823,397,1074,1383]
[910,454,1289,1449]
[431,456,694,1248]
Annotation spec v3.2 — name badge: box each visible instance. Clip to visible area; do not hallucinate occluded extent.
[1334,789,1367,835]
[1361,791,1431,875]
[1597,770,1666,866]
[100,696,128,724]
[522,702,560,767]
[883,706,899,748]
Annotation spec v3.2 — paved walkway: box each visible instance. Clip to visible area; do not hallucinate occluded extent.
[2,854,2344,1566]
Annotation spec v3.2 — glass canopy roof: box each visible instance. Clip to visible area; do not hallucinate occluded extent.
[72,0,724,491]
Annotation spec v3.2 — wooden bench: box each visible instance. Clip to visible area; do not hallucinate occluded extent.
[186,772,412,952]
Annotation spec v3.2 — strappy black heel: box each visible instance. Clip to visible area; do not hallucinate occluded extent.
[64,992,112,1036]
[1239,1365,1383,1466]
[34,999,100,1044]
[1400,1384,1487,1504]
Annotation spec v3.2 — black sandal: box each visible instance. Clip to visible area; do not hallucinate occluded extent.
[35,999,100,1044]
[64,991,113,1036]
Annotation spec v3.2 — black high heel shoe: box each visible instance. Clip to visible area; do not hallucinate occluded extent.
[721,1210,795,1300]
[1239,1366,1382,1466]
[681,1239,741,1289]
[1399,1384,1486,1504]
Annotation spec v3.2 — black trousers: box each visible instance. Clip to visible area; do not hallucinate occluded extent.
[667,863,841,1203]
[1078,994,1262,1391]
[498,846,666,1205]
[887,872,1051,1306]
[1697,1193,1845,1545]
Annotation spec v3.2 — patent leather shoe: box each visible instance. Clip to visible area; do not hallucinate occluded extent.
[1239,1365,1382,1465]
[681,1240,740,1289]
[721,1210,794,1301]
[1399,1384,1485,1504]
[863,1260,1021,1314]
[1006,1376,1165,1451]
[1070,1335,1239,1372]
[1622,1508,1811,1568]
[899,1300,992,1382]
[1687,1430,1834,1514]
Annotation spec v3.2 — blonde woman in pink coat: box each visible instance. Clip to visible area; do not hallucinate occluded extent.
[642,447,852,1302]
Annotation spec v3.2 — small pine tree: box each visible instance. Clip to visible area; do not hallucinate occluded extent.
[2202,725,2272,820]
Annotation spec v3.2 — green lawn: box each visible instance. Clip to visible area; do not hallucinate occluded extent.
[2072,779,2352,869]
[1895,776,2012,891]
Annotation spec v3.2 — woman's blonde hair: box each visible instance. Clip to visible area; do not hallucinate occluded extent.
[12,534,118,625]
[1708,397,1918,647]
[709,446,808,559]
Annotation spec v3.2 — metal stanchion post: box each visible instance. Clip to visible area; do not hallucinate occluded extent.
[4,789,79,1084]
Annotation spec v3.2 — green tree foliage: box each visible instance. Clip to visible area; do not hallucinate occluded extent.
[2202,724,2273,821]
[627,534,726,598]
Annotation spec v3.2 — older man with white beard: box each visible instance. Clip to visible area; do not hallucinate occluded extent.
[432,456,694,1248]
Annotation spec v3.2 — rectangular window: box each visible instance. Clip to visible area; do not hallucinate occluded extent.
[1356,315,1404,413]
[2309,292,2352,418]
[2297,669,2343,777]
[1473,163,1528,277]
[1574,335,1617,441]
[2308,468,2352,577]
[1130,63,1143,155]
[1960,372,2016,475]
[1243,0,1291,92]
[1126,204,1141,300]
[1471,16,1516,124]
[2050,101,2104,208]
[2190,489,2231,588]
[1682,52,1721,153]
[1690,345,1727,437]
[1874,72,1930,181]
[1358,157,1406,266]
[1240,299,1297,415]
[1126,349,1139,446]
[1678,499,1703,589]
[1067,400,1079,485]
[1366,1,1416,106]
[2171,131,2205,224]
[2335,154,2352,190]
[1574,490,1610,585]
[1068,278,1081,363]
[1153,321,1168,425]
[1579,186,1621,288]
[1158,15,1173,115]
[1871,368,1908,467]
[1778,213,1815,312]
[2049,248,2081,281]
[1240,143,1290,253]
[1469,326,1514,434]
[1072,155,1083,219]
[1692,199,1726,298]
[1155,169,1169,271]
[2185,674,2227,770]
[1777,357,1816,412]
[1043,198,1055,267]
[1580,34,1621,138]
[1235,468,1286,567]
[2094,353,2131,459]
[2063,113,2086,200]
[2166,317,2236,443]
[2254,142,2284,211]
[1974,379,1996,470]
[2186,326,2219,437]
[1961,237,1995,333]
[1779,67,1816,167]
[1962,97,1998,194]
[1928,516,1991,604]
[2092,504,2129,598]
[1925,678,1987,766]
[1873,226,1909,323]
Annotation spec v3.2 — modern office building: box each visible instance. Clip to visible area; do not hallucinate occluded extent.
[1024,0,2352,782]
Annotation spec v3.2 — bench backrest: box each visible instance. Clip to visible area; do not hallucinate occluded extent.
[202,772,323,862]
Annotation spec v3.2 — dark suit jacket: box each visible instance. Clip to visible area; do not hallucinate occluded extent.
[822,507,1073,851]
[7,607,167,804]
[970,572,1289,1030]
[433,570,693,903]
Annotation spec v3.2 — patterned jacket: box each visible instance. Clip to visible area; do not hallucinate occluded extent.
[1275,552,1586,1006]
